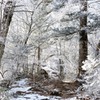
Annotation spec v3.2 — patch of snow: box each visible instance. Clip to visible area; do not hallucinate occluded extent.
[8,78,61,100]
[9,78,31,94]
[67,97,77,100]
[8,78,77,100]
[15,78,28,87]
[9,87,31,94]
[11,94,61,100]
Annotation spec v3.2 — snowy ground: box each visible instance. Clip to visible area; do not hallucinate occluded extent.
[7,78,77,100]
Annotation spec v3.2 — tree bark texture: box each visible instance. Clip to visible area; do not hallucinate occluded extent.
[79,0,88,76]
[95,40,100,58]
[0,1,15,66]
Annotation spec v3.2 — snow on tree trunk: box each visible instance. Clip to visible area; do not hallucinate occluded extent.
[0,0,15,80]
[79,0,88,77]
[0,1,15,66]
[95,40,100,58]
[82,56,100,99]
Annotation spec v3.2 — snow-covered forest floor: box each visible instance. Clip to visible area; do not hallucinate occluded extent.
[0,74,96,100]
[0,78,76,100]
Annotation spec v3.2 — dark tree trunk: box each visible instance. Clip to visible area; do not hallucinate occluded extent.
[95,40,100,58]
[37,46,41,73]
[79,0,88,76]
[0,1,15,66]
[59,59,64,80]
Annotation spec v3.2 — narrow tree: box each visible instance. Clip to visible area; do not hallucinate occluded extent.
[0,1,15,66]
[79,0,88,76]
[95,40,100,58]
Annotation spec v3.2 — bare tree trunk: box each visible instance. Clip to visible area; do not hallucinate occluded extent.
[37,46,41,74]
[79,0,88,77]
[0,1,15,66]
[95,40,100,58]
[59,59,64,80]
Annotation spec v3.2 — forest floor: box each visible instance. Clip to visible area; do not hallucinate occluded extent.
[0,76,90,100]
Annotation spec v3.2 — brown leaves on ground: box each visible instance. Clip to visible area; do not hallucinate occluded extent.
[27,76,81,98]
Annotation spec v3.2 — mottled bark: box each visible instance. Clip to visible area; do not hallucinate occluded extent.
[95,40,100,58]
[59,59,64,80]
[0,1,15,66]
[79,0,88,76]
[0,44,5,64]
[37,46,41,73]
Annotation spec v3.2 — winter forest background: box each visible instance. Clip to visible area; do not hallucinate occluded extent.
[0,0,100,100]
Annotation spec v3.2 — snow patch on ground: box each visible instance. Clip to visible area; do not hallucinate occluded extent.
[8,78,77,100]
[9,78,62,100]
[11,94,61,100]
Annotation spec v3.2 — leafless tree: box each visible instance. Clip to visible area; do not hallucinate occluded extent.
[0,0,15,67]
[78,0,88,77]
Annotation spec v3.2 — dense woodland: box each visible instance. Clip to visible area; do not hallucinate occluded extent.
[0,0,100,100]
